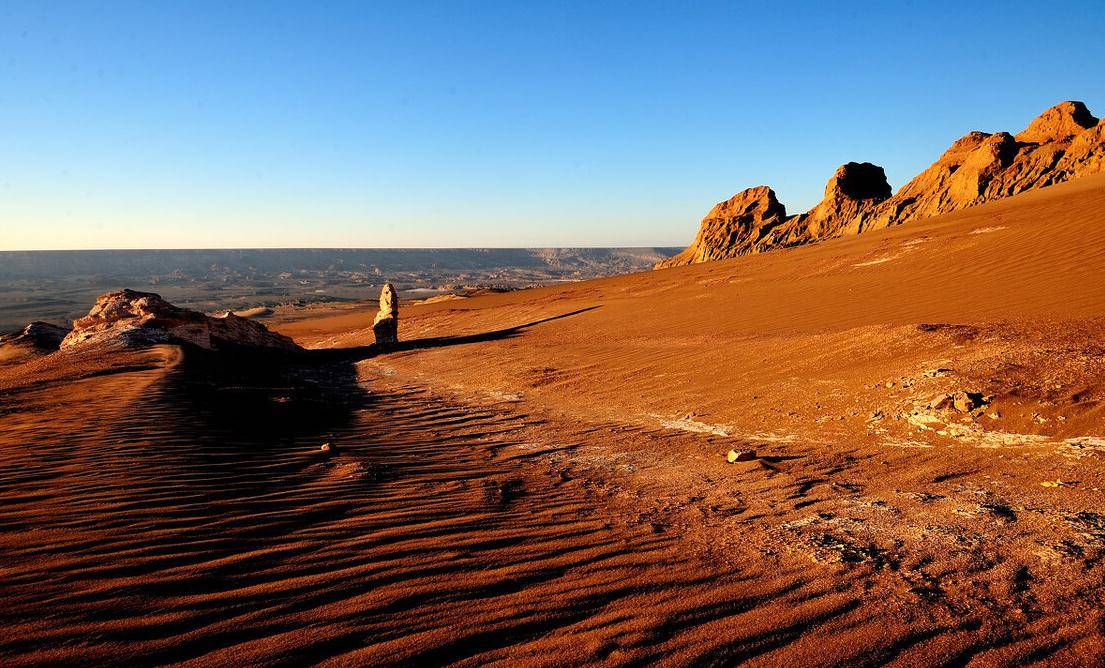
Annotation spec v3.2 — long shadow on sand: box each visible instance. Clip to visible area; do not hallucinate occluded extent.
[308,305,601,364]
[149,305,601,457]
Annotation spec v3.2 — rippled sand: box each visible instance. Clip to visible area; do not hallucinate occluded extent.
[6,175,1105,665]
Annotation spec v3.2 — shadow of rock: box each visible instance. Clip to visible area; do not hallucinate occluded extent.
[158,346,374,451]
[310,306,602,364]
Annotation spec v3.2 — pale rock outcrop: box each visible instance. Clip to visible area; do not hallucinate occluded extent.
[0,321,71,352]
[658,101,1105,268]
[59,289,301,352]
[372,284,399,345]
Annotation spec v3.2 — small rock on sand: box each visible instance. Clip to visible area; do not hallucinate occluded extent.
[727,449,756,463]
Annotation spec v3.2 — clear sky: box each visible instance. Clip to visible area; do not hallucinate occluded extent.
[1,1,1103,250]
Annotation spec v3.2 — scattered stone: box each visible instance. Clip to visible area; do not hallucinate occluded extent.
[980,502,1018,523]
[922,368,953,379]
[320,443,334,454]
[727,449,757,463]
[952,391,986,413]
[484,478,525,506]
[929,393,953,410]
[988,411,1002,420]
[372,283,399,345]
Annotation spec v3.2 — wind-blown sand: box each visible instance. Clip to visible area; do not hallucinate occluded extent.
[4,174,1105,665]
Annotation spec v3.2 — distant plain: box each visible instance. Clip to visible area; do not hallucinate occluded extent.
[0,247,678,331]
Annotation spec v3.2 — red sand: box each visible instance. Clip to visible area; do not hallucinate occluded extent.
[4,174,1105,664]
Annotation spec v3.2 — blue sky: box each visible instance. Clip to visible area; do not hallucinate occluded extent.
[1,1,1103,250]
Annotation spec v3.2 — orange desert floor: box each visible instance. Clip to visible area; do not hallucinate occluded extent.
[4,174,1105,665]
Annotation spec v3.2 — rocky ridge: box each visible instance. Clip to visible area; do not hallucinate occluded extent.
[658,101,1105,268]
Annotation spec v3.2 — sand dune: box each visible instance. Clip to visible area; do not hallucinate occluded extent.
[5,174,1105,664]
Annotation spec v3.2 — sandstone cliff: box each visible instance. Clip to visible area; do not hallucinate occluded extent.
[658,101,1105,268]
[60,289,302,352]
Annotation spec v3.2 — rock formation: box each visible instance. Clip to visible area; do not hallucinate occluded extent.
[372,284,399,345]
[1015,100,1096,144]
[59,289,301,352]
[658,101,1105,268]
[0,321,70,352]
[655,186,788,268]
[775,162,892,243]
[1052,117,1105,182]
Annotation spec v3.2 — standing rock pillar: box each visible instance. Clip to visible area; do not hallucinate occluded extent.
[372,283,399,345]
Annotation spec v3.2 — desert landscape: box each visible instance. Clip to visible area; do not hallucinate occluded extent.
[4,97,1105,665]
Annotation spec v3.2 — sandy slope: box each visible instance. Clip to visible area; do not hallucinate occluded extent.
[281,173,1105,663]
[4,174,1105,665]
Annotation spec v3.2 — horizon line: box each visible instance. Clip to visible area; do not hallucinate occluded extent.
[0,245,687,253]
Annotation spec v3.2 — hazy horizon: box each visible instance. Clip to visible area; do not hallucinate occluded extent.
[2,1,1104,251]
[0,244,682,252]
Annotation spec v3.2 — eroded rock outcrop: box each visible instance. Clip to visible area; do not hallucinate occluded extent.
[59,289,301,352]
[1015,100,1096,144]
[655,186,788,268]
[658,101,1105,268]
[372,284,399,345]
[1053,118,1105,181]
[857,131,1019,232]
[778,162,892,242]
[0,322,71,353]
